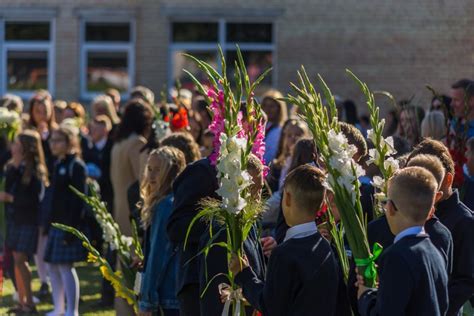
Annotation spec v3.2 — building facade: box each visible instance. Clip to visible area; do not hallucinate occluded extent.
[0,0,473,111]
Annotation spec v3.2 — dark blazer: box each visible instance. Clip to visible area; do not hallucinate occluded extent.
[199,224,266,316]
[166,158,219,294]
[236,232,341,316]
[358,235,448,316]
[436,190,474,315]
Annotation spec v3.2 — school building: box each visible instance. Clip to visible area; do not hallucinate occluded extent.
[0,0,473,111]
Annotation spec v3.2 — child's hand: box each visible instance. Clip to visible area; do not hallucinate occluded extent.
[355,268,372,299]
[229,254,249,276]
[261,237,277,257]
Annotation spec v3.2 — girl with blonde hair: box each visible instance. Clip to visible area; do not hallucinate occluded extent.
[138,146,186,316]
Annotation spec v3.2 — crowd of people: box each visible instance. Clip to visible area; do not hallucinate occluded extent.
[0,76,473,316]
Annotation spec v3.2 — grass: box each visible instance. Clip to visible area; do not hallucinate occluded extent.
[0,262,115,315]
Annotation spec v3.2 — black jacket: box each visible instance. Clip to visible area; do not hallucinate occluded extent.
[166,158,219,294]
[236,232,341,316]
[48,154,87,228]
[436,190,474,315]
[358,235,448,316]
[5,165,43,226]
[199,224,266,315]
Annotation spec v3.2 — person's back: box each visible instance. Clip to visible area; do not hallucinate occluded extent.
[360,235,448,316]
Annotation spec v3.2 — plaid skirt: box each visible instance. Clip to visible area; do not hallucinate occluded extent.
[44,226,86,264]
[6,222,38,255]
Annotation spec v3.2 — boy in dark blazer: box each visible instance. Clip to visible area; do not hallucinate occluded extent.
[357,167,448,316]
[409,139,474,315]
[230,165,341,316]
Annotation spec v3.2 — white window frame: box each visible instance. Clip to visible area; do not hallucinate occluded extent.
[168,18,276,93]
[79,18,135,101]
[0,18,55,99]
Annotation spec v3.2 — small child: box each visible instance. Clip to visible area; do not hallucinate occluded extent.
[44,126,87,316]
[3,130,49,314]
[368,154,453,273]
[138,146,186,316]
[230,165,341,315]
[357,167,448,315]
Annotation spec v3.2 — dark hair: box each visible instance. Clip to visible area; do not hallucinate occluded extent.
[383,110,399,137]
[451,79,474,98]
[160,132,201,164]
[28,93,57,130]
[115,98,153,142]
[339,122,367,160]
[195,97,212,124]
[288,138,317,173]
[342,99,359,125]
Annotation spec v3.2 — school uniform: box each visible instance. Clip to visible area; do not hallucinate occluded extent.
[358,226,449,316]
[166,157,219,316]
[436,189,474,315]
[4,165,43,254]
[235,221,341,316]
[367,215,453,273]
[199,224,266,316]
[44,154,87,264]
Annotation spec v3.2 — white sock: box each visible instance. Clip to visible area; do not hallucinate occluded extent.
[58,264,79,316]
[48,264,65,315]
[35,231,49,284]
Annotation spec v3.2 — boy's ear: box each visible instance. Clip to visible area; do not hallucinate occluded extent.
[442,173,454,190]
[427,206,436,220]
[386,200,397,217]
[435,191,443,203]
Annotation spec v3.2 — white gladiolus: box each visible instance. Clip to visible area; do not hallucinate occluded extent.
[384,157,399,173]
[0,107,20,124]
[216,135,253,214]
[371,176,384,190]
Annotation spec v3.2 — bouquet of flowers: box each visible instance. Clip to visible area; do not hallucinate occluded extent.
[184,46,270,315]
[286,67,380,287]
[347,70,399,217]
[0,107,21,141]
[53,185,143,313]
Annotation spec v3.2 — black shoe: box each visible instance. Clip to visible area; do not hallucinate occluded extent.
[38,282,50,299]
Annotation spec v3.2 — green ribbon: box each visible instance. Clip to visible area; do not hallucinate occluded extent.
[354,243,383,280]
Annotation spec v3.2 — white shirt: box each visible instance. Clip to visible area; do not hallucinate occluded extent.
[94,137,108,151]
[284,221,318,242]
[394,226,426,244]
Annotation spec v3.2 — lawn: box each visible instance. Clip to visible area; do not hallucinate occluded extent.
[0,262,114,315]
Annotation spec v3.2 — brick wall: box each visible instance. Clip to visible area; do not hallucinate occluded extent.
[0,0,473,114]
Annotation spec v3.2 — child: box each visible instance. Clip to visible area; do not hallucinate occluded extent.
[138,146,186,316]
[200,154,269,316]
[44,126,87,316]
[368,154,453,272]
[230,165,341,316]
[409,138,474,315]
[357,167,448,315]
[3,130,49,314]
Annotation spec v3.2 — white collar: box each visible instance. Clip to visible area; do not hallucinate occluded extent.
[95,137,108,150]
[394,226,425,244]
[284,221,317,242]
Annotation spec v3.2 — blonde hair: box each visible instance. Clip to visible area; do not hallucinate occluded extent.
[388,166,437,223]
[92,95,120,125]
[262,89,287,125]
[421,111,446,140]
[140,146,186,228]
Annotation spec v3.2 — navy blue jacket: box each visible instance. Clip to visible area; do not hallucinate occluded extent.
[235,232,341,316]
[436,190,474,315]
[358,235,448,316]
[367,215,453,273]
[166,158,219,295]
[199,224,266,315]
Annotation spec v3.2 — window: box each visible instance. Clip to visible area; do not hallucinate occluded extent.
[0,20,55,98]
[80,21,134,100]
[169,20,275,93]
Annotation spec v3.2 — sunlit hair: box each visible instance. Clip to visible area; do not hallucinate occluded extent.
[421,111,446,141]
[406,154,445,190]
[140,146,186,228]
[53,126,81,157]
[28,93,57,130]
[273,119,309,168]
[92,95,121,125]
[13,129,49,186]
[262,89,288,125]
